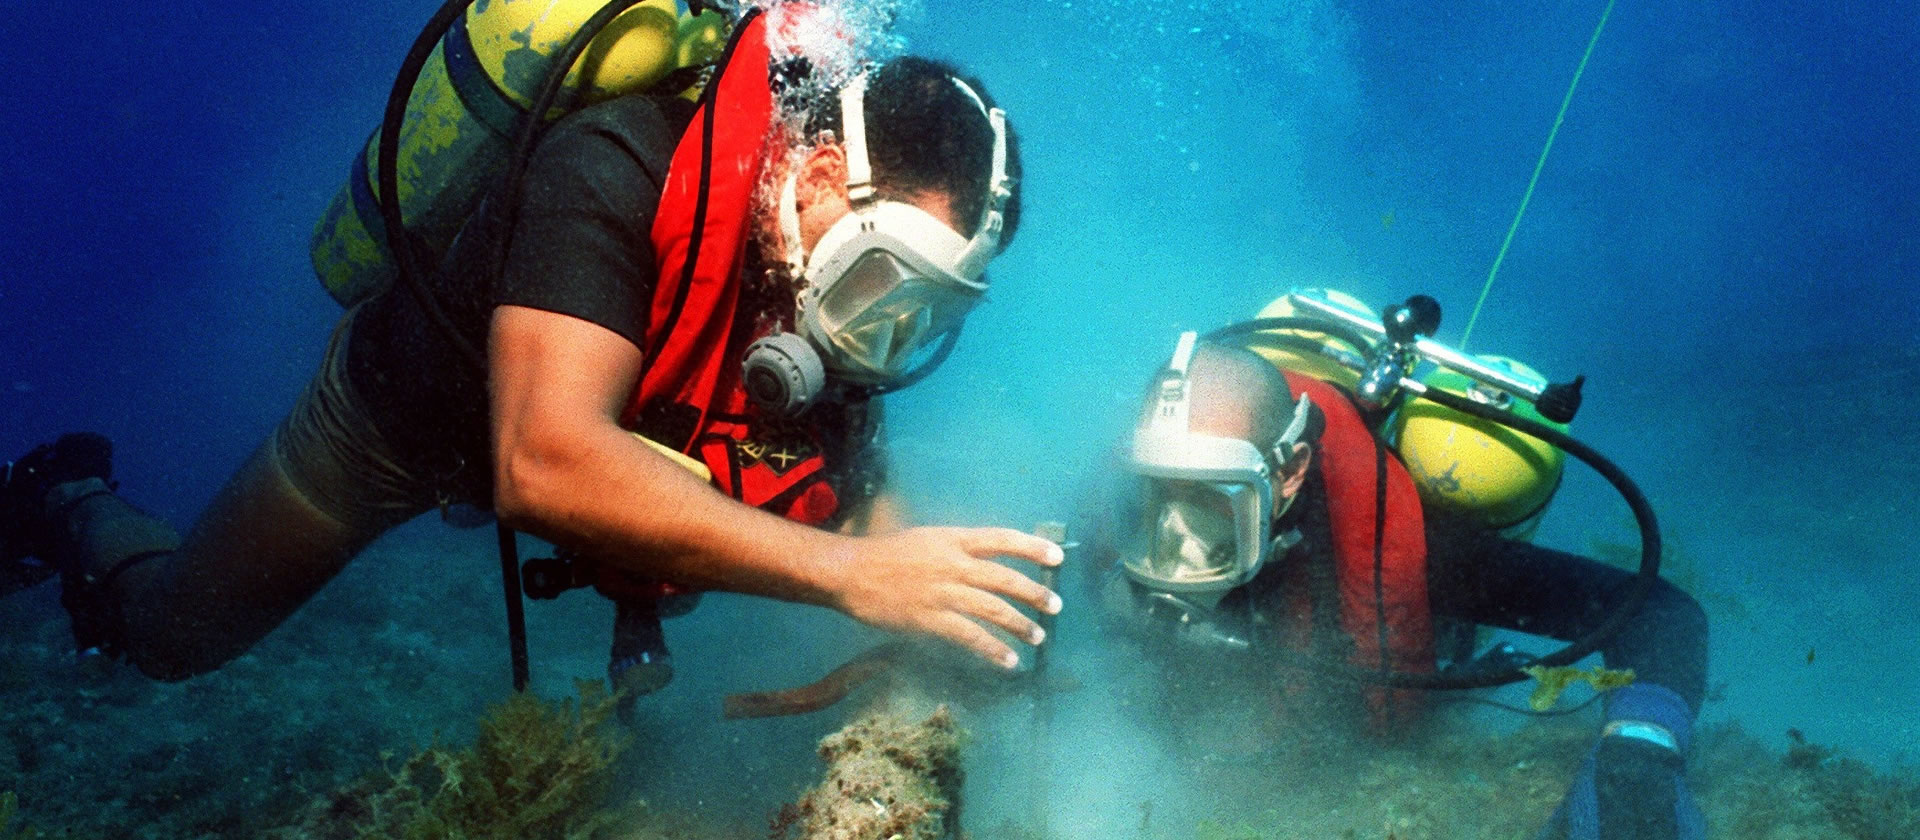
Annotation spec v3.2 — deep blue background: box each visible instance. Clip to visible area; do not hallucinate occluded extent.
[2,0,1915,793]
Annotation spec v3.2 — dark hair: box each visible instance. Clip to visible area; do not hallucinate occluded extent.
[807,56,1024,246]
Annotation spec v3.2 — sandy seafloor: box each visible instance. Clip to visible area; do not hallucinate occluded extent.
[3,0,1917,836]
[1,509,1917,838]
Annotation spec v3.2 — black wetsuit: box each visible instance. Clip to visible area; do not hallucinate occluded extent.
[343,94,690,503]
[1234,464,1709,712]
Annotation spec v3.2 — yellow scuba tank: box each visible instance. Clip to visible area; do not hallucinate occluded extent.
[1389,356,1567,540]
[310,0,727,306]
[1247,288,1377,388]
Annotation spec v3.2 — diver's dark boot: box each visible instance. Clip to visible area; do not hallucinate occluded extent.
[4,432,180,657]
[3,433,115,597]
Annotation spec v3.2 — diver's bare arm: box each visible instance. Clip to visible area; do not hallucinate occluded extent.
[486,305,1061,667]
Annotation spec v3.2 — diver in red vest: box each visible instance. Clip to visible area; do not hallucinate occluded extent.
[0,10,1060,692]
[1098,333,1708,840]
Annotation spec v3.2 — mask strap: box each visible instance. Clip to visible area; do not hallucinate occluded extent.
[1263,391,1314,486]
[1274,392,1313,455]
[1264,391,1314,524]
[833,70,1013,280]
[1149,331,1199,435]
[949,76,1012,277]
[778,173,805,275]
[839,74,876,206]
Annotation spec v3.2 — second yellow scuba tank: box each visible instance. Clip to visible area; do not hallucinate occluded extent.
[310,0,726,307]
[1388,356,1567,540]
[1243,290,1569,540]
[1247,289,1376,388]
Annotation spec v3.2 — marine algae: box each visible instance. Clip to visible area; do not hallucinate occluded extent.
[0,791,56,840]
[1519,665,1636,712]
[0,792,31,840]
[280,679,632,840]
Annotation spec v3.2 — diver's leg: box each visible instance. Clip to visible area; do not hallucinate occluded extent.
[48,309,436,680]
[1425,527,1709,711]
[53,441,385,679]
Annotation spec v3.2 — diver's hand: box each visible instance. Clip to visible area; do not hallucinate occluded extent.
[824,526,1064,670]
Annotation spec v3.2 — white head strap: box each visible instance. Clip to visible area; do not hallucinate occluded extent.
[1274,392,1313,458]
[778,70,1013,280]
[1148,331,1199,434]
[839,75,876,206]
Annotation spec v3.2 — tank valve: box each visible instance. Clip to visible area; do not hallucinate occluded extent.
[1358,295,1443,409]
[1537,375,1586,423]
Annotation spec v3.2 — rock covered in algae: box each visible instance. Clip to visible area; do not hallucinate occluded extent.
[772,705,964,840]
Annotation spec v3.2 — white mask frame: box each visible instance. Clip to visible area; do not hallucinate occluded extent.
[1121,332,1314,596]
[775,71,1013,384]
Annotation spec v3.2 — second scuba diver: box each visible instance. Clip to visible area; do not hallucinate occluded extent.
[0,3,1062,699]
[1094,294,1710,840]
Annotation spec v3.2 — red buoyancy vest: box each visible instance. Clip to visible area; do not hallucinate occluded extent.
[621,9,843,527]
[1277,372,1435,729]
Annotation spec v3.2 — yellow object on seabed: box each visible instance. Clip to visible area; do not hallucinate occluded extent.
[310,0,727,307]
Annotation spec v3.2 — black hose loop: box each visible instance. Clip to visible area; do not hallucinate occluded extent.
[1262,386,1661,691]
[1410,386,1661,685]
[377,0,488,371]
[1203,316,1377,361]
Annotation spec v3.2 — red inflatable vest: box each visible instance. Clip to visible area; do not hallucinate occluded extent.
[1274,371,1435,730]
[620,8,843,527]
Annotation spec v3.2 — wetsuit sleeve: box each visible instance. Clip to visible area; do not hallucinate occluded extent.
[1423,516,1710,712]
[494,96,682,349]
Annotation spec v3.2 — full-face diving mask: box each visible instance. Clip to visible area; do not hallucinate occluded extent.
[1120,332,1313,610]
[743,72,1014,415]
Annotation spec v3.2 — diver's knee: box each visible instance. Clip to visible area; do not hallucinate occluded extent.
[48,480,183,579]
[1646,577,1709,638]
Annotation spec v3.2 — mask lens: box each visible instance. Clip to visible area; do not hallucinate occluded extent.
[818,251,911,331]
[1126,480,1244,585]
[816,250,979,378]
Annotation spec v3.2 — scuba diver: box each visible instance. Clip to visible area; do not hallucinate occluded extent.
[1096,291,1709,840]
[0,0,1061,700]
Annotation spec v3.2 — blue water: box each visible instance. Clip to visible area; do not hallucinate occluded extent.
[2,0,1916,832]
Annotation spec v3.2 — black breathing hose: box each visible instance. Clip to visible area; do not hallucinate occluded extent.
[373,0,652,693]
[491,0,649,258]
[1397,385,1660,690]
[1202,319,1661,690]
[375,0,488,372]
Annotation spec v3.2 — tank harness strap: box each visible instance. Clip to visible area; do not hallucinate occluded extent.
[442,12,528,138]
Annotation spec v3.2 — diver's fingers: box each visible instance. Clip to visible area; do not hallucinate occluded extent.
[953,527,1065,568]
[928,611,1020,670]
[958,555,1062,617]
[944,584,1046,647]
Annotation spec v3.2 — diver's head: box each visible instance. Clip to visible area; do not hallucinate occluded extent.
[1116,334,1315,606]
[1138,340,1315,514]
[748,57,1022,414]
[785,57,1024,250]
